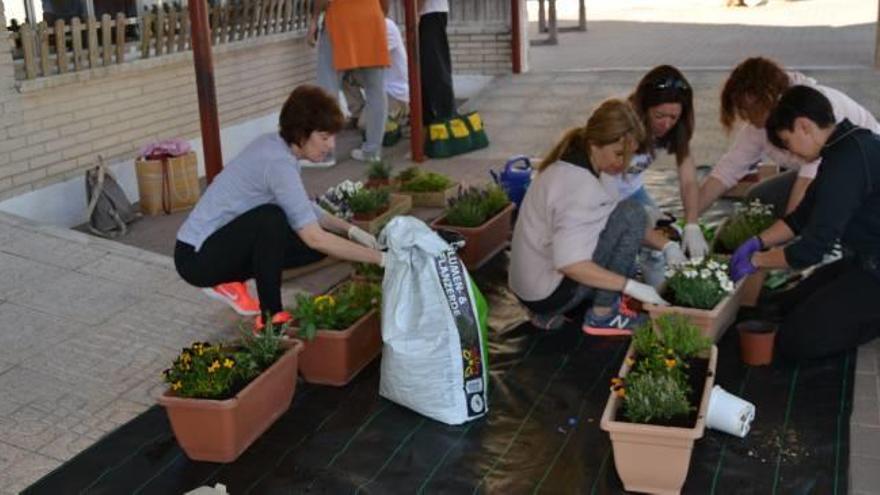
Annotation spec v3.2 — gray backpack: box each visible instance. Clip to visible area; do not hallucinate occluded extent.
[85,156,140,238]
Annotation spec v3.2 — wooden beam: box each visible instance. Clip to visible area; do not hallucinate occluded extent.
[189,0,224,182]
[404,0,424,163]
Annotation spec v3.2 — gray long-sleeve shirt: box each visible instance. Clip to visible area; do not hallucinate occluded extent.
[177,133,324,251]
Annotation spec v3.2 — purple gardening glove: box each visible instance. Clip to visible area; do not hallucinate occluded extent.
[730,236,762,282]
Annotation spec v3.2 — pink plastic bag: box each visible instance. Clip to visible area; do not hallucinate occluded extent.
[139,139,192,160]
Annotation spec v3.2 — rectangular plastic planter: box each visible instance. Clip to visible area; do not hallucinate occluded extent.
[430,202,514,270]
[351,194,412,235]
[395,184,459,208]
[292,309,382,386]
[600,344,718,495]
[644,281,744,342]
[157,339,304,463]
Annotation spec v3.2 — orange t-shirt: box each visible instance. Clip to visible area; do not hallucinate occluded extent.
[325,0,390,71]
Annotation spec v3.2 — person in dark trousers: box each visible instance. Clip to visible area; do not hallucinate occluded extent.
[174,85,384,330]
[418,0,455,126]
[730,85,880,361]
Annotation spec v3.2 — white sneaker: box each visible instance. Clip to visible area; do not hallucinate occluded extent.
[350,148,380,162]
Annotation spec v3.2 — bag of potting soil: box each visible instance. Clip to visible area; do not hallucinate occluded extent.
[378,216,490,425]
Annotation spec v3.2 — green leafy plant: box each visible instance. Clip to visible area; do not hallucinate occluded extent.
[395,166,422,184]
[621,372,691,424]
[353,262,384,282]
[615,315,710,424]
[290,281,381,341]
[665,257,735,310]
[400,171,454,192]
[347,188,390,215]
[162,323,286,400]
[443,185,510,228]
[366,160,393,181]
[716,199,775,253]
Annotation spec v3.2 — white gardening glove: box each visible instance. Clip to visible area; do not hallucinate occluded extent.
[623,279,670,306]
[683,223,709,259]
[379,252,387,268]
[347,225,380,250]
[662,241,687,268]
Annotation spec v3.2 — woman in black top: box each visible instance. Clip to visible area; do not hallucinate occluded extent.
[730,85,880,361]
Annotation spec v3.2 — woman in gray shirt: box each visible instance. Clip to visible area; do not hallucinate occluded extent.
[175,85,384,330]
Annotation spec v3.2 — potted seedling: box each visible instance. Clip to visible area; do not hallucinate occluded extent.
[365,160,393,189]
[158,323,304,463]
[352,262,384,284]
[429,184,514,269]
[396,169,458,207]
[348,188,391,221]
[645,257,742,341]
[601,314,717,495]
[287,280,382,386]
[713,199,775,307]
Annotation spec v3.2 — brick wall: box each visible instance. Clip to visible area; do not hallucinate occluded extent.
[0,32,316,201]
[0,8,515,202]
[449,26,513,75]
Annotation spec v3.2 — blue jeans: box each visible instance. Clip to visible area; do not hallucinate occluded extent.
[627,186,666,288]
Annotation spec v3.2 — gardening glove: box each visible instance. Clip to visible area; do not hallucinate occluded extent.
[683,223,709,259]
[379,252,387,268]
[623,279,669,306]
[730,237,762,282]
[347,225,381,250]
[662,241,687,268]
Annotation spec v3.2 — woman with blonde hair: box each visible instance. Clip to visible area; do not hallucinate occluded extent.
[509,99,675,335]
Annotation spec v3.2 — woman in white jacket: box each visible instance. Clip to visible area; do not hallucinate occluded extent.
[699,57,880,217]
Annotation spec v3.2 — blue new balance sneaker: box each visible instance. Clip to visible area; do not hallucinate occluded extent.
[582,297,647,336]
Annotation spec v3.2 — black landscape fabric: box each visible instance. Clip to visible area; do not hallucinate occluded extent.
[25,265,854,495]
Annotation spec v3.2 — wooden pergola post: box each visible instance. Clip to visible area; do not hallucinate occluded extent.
[404,0,424,162]
[189,0,223,183]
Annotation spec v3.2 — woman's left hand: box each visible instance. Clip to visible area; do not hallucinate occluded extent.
[662,241,687,268]
[347,226,381,250]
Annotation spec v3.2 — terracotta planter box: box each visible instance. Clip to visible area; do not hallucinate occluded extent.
[644,281,744,342]
[157,339,304,463]
[290,309,382,386]
[396,184,459,208]
[739,269,766,307]
[351,193,412,235]
[601,344,718,495]
[722,163,781,199]
[352,205,389,222]
[365,178,395,189]
[430,202,514,270]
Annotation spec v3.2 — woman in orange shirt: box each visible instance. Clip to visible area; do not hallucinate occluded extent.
[308,0,390,163]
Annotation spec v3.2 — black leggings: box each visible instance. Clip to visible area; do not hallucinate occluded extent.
[174,204,325,316]
[775,257,880,361]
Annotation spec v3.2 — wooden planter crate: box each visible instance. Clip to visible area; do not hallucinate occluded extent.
[395,184,459,208]
[351,194,412,235]
[601,344,718,495]
[157,340,304,463]
[430,203,514,270]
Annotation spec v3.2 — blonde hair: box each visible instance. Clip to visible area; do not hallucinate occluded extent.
[537,99,645,172]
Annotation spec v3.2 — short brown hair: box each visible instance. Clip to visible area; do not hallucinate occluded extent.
[628,65,694,164]
[279,85,344,146]
[720,57,790,132]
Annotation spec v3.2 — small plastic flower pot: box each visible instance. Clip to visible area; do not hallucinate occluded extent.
[706,385,755,438]
[737,319,777,366]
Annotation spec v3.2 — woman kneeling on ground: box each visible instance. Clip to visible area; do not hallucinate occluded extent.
[699,56,880,217]
[731,85,880,361]
[174,85,384,330]
[509,99,674,336]
[624,65,702,285]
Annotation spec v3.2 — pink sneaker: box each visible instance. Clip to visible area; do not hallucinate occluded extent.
[202,282,260,316]
[254,311,293,333]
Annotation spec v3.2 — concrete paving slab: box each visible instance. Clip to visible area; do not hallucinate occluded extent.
[0,442,60,495]
[851,455,880,493]
[0,301,86,365]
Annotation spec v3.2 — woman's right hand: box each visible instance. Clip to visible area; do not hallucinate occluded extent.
[623,279,669,306]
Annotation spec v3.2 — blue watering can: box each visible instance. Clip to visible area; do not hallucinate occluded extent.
[490,155,533,209]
